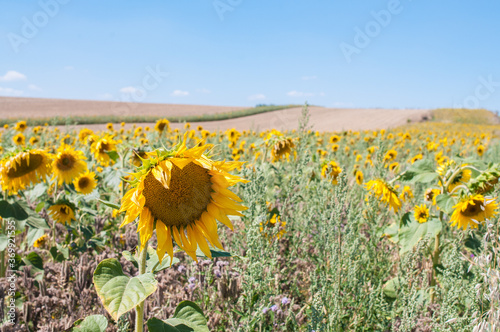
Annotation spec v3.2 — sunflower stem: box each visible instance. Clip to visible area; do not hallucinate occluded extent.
[135,240,149,332]
[430,232,441,303]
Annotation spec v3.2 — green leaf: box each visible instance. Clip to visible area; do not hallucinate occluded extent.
[411,172,438,184]
[383,223,399,244]
[436,194,455,216]
[195,247,232,258]
[27,227,46,247]
[25,215,50,229]
[50,245,69,262]
[24,252,43,270]
[25,182,48,201]
[400,212,412,227]
[98,199,121,210]
[0,200,29,220]
[0,234,8,251]
[35,201,45,213]
[122,250,138,268]
[146,246,180,273]
[398,217,442,254]
[149,301,209,332]
[93,258,157,320]
[383,277,401,298]
[147,318,181,332]
[400,159,437,184]
[106,150,120,162]
[72,314,108,332]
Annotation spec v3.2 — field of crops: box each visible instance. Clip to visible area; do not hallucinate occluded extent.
[1,106,500,331]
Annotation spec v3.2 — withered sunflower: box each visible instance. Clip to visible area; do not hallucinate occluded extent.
[52,145,88,185]
[73,171,97,195]
[449,194,498,230]
[0,149,52,193]
[119,134,249,263]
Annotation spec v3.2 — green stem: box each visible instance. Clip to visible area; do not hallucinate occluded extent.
[430,232,441,303]
[135,240,149,332]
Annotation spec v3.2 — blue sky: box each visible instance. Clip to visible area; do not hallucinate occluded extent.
[1,0,499,111]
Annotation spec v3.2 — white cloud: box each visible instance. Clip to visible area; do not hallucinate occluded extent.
[196,88,211,94]
[301,75,317,81]
[248,94,266,101]
[28,84,42,91]
[171,90,189,97]
[287,90,325,97]
[120,86,140,94]
[0,70,26,82]
[0,87,23,96]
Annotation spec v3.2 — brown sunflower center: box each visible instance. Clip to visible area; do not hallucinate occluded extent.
[56,153,76,171]
[143,161,212,227]
[6,154,44,178]
[99,142,111,153]
[78,177,90,188]
[461,199,484,217]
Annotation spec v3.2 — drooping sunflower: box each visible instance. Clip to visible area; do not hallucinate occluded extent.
[448,168,471,192]
[449,194,498,230]
[52,145,88,185]
[91,135,117,166]
[321,161,342,185]
[424,188,441,205]
[78,128,94,143]
[399,185,414,202]
[14,120,27,132]
[383,149,398,163]
[154,119,171,134]
[0,149,52,193]
[73,171,97,195]
[365,179,401,212]
[33,234,49,248]
[13,133,25,146]
[48,203,76,225]
[414,204,429,223]
[119,134,249,263]
[271,137,295,162]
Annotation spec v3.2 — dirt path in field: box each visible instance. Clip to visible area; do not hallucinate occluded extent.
[1,97,430,132]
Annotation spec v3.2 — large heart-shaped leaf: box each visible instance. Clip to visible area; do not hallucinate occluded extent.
[0,200,29,220]
[93,258,157,320]
[148,301,209,332]
[72,314,108,332]
[146,246,180,273]
[398,217,442,254]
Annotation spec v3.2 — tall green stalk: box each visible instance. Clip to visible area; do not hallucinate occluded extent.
[135,240,149,332]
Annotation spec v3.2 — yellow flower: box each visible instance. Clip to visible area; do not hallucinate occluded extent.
[33,234,48,248]
[329,135,340,144]
[48,204,76,225]
[448,168,471,193]
[449,194,498,230]
[0,149,52,193]
[91,136,117,166]
[383,149,397,162]
[414,204,429,223]
[78,128,94,143]
[119,134,249,263]
[73,171,97,195]
[355,170,364,185]
[155,119,170,133]
[365,179,401,212]
[399,185,414,202]
[388,162,399,172]
[410,154,423,164]
[13,133,25,146]
[424,188,441,206]
[322,161,342,185]
[106,123,114,131]
[14,121,27,132]
[52,145,88,185]
[271,138,295,162]
[477,145,485,156]
[29,136,39,145]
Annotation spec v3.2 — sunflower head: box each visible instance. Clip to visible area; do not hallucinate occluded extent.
[52,144,88,185]
[48,201,76,225]
[424,188,441,205]
[410,154,423,164]
[0,149,52,194]
[14,121,27,132]
[119,133,249,263]
[450,194,498,230]
[321,161,342,185]
[384,149,398,162]
[414,204,429,223]
[33,234,49,248]
[355,170,364,185]
[155,119,170,133]
[73,171,97,195]
[365,179,401,212]
[448,168,471,193]
[477,145,485,156]
[78,128,94,143]
[270,136,295,162]
[91,135,117,166]
[13,133,25,146]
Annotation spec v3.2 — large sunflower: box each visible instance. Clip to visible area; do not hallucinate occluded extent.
[365,179,401,212]
[91,135,117,166]
[73,171,97,194]
[449,194,498,230]
[0,149,52,193]
[119,134,249,263]
[52,145,88,185]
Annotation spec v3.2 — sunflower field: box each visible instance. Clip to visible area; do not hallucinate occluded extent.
[1,106,500,331]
